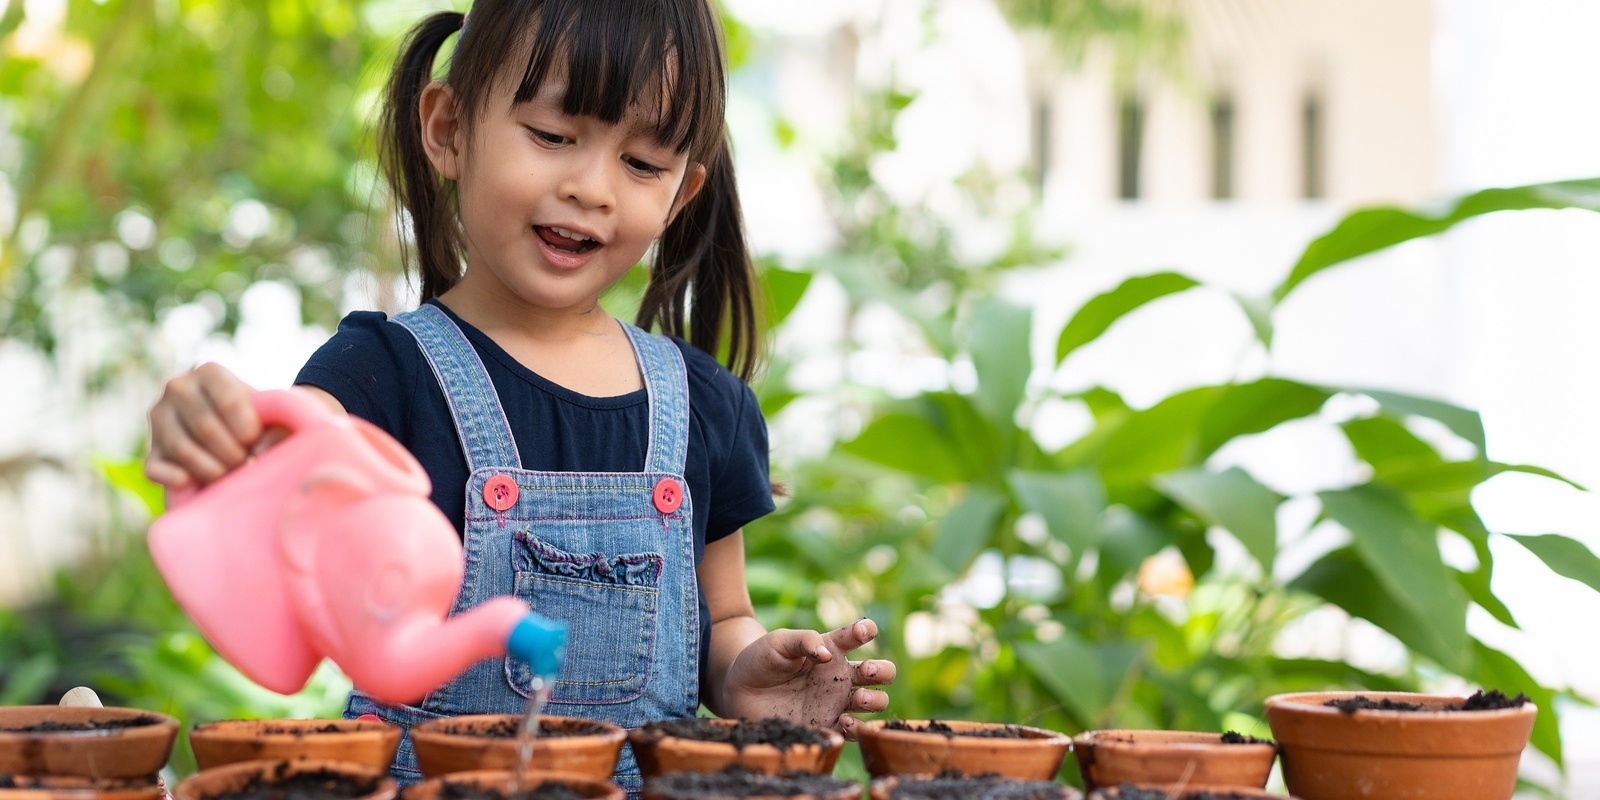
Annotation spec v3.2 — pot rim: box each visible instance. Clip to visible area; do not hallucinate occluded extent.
[858,719,1071,747]
[1092,782,1295,799]
[1263,691,1538,720]
[412,714,627,745]
[190,718,398,741]
[628,718,845,755]
[1073,729,1277,753]
[0,706,180,740]
[416,768,620,798]
[172,757,395,800]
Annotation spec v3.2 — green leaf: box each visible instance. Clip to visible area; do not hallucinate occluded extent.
[1098,386,1223,486]
[1474,641,1562,766]
[969,296,1033,430]
[1273,179,1600,303]
[1016,633,1145,725]
[96,456,166,518]
[0,653,56,705]
[841,414,967,482]
[1196,379,1330,457]
[930,486,1008,576]
[1290,548,1464,670]
[1507,534,1600,593]
[1232,293,1274,348]
[1097,507,1175,584]
[1055,272,1200,365]
[1156,467,1283,572]
[1342,416,1442,473]
[1319,486,1470,669]
[1008,469,1106,554]
[1347,388,1487,454]
[1491,463,1587,491]
[762,266,813,330]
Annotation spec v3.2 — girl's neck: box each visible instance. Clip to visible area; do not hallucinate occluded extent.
[434,278,644,398]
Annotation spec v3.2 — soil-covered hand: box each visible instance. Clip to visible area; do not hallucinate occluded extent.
[145,362,267,492]
[719,619,896,740]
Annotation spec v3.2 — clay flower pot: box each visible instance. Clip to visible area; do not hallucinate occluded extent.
[1071,730,1277,793]
[869,773,1081,799]
[0,706,179,780]
[1264,691,1537,800]
[403,769,623,800]
[642,767,860,800]
[409,714,625,780]
[189,718,401,771]
[0,775,166,800]
[857,719,1071,780]
[628,718,844,778]
[1089,784,1296,800]
[171,759,394,800]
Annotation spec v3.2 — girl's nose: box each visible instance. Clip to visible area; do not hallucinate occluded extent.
[556,151,616,211]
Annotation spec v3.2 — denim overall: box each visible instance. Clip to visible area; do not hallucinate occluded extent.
[344,304,700,794]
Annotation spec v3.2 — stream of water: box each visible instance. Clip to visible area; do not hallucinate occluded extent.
[506,676,550,796]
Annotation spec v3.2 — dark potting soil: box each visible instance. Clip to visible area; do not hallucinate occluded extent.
[888,773,1070,800]
[436,783,582,800]
[208,765,378,800]
[644,767,855,799]
[1220,731,1273,745]
[1325,689,1529,714]
[1109,786,1258,800]
[637,717,830,750]
[441,718,610,738]
[0,715,162,733]
[883,719,1029,739]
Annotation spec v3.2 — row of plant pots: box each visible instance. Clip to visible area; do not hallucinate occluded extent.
[0,689,1539,800]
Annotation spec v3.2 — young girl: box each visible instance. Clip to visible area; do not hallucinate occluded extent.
[144,0,894,790]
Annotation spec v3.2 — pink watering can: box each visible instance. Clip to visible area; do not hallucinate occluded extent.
[147,389,565,706]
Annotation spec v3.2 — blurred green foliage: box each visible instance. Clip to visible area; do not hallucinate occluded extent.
[1,1,1598,795]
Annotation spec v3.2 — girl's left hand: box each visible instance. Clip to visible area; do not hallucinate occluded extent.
[720,618,896,740]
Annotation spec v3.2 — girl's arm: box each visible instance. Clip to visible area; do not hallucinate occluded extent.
[699,531,896,737]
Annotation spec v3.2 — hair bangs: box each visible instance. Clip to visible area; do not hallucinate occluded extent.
[511,0,724,161]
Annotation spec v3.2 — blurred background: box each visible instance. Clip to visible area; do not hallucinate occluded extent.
[3,0,1600,795]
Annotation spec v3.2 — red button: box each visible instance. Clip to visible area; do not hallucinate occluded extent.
[652,478,683,514]
[484,474,519,511]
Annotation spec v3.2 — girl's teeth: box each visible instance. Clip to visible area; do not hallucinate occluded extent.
[551,226,592,242]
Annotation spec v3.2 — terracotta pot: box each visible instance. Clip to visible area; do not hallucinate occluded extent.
[1072,730,1277,793]
[171,759,394,800]
[189,718,401,771]
[0,706,179,780]
[628,719,845,778]
[1088,784,1295,799]
[410,714,625,780]
[403,769,622,800]
[1264,691,1536,800]
[869,773,1081,799]
[0,775,166,800]
[857,719,1071,780]
[641,769,861,800]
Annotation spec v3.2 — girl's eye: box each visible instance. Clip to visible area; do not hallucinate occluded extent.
[527,128,568,146]
[625,156,664,177]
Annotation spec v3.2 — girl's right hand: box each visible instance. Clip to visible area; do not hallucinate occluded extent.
[144,362,264,492]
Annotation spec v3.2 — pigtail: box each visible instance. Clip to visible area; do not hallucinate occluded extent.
[640,136,762,381]
[379,11,466,302]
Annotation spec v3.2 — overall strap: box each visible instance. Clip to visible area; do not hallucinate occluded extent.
[391,305,522,471]
[621,323,689,475]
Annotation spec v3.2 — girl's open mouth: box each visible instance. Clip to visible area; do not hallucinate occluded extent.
[535,225,601,255]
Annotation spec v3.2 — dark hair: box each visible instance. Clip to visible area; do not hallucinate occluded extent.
[379,0,761,379]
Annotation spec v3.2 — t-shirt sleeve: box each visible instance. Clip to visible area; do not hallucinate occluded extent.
[705,374,777,543]
[293,311,415,440]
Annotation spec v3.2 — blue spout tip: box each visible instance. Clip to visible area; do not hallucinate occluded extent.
[508,612,568,680]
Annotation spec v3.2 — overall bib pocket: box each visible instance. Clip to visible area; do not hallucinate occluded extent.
[508,530,663,704]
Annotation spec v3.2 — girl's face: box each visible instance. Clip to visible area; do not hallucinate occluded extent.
[421,73,705,319]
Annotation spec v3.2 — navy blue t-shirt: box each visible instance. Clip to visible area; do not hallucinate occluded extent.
[294,300,775,698]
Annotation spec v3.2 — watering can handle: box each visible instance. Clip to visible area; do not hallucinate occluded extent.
[165,389,341,509]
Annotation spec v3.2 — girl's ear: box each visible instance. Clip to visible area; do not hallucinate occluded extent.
[419,82,463,181]
[666,164,708,228]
